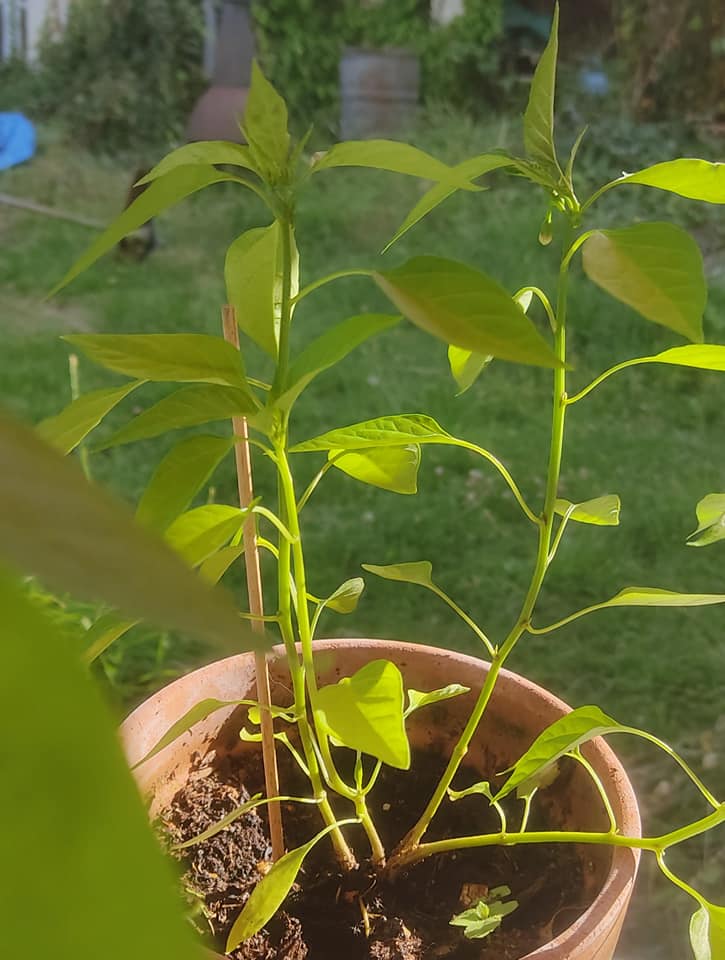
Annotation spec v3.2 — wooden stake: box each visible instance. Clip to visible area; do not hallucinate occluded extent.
[0,192,104,229]
[222,305,284,860]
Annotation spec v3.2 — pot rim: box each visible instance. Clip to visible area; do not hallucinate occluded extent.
[123,638,641,960]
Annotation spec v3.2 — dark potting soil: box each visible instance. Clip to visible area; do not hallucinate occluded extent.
[162,748,602,960]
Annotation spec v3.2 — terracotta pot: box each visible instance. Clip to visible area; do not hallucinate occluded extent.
[121,639,640,960]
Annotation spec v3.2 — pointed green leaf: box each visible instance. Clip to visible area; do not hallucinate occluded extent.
[690,902,725,960]
[608,159,725,204]
[225,223,280,357]
[384,153,515,250]
[495,705,622,801]
[226,821,352,950]
[1,573,200,960]
[136,435,232,533]
[241,61,290,181]
[0,409,263,652]
[643,344,725,371]
[65,334,247,388]
[406,683,470,719]
[330,444,420,495]
[316,660,410,769]
[172,793,265,850]
[82,613,139,664]
[199,543,246,584]
[50,166,238,294]
[523,3,561,175]
[165,505,246,567]
[291,414,450,453]
[362,560,434,588]
[687,494,725,547]
[566,126,588,182]
[137,141,256,184]
[311,139,478,189]
[555,494,621,526]
[582,223,706,342]
[448,345,492,394]
[320,577,365,615]
[98,384,256,449]
[37,380,144,454]
[278,314,400,410]
[604,586,725,608]
[374,257,561,367]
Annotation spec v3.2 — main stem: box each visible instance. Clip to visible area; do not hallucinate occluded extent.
[389,224,573,867]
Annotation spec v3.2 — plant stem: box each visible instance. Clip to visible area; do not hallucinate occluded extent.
[292,267,374,305]
[571,749,618,833]
[389,225,574,867]
[272,217,295,398]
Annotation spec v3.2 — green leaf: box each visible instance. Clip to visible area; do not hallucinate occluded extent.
[136,435,232,533]
[374,257,561,367]
[82,612,139,664]
[362,560,434,588]
[65,333,248,388]
[495,705,622,801]
[133,697,254,768]
[226,822,350,951]
[554,494,621,526]
[330,444,420,495]
[320,577,365,614]
[225,223,281,357]
[687,494,725,547]
[199,543,246,584]
[448,345,492,395]
[241,61,290,181]
[1,573,200,960]
[581,223,706,343]
[316,660,410,769]
[608,159,725,204]
[311,139,479,189]
[450,892,518,940]
[523,3,561,175]
[384,153,515,250]
[172,793,265,850]
[37,380,144,454]
[291,414,451,453]
[50,166,238,294]
[98,384,256,449]
[136,141,256,184]
[603,586,725,608]
[278,314,400,410]
[448,780,494,802]
[0,409,262,652]
[690,902,725,960]
[405,683,470,718]
[640,344,725,372]
[165,505,246,567]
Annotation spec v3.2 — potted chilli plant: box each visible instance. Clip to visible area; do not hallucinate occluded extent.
[44,7,725,959]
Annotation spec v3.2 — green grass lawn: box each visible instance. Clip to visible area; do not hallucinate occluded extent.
[3,116,725,957]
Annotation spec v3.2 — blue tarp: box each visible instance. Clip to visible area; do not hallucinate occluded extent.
[0,113,36,171]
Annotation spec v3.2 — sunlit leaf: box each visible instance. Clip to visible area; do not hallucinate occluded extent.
[1,573,200,960]
[450,890,518,940]
[320,577,365,615]
[375,257,560,367]
[278,314,400,410]
[137,141,256,184]
[605,159,725,204]
[37,380,144,454]
[603,586,725,608]
[330,444,420,494]
[82,612,138,664]
[98,384,256,449]
[554,494,620,526]
[405,683,470,718]
[225,223,280,357]
[384,153,515,250]
[495,705,622,801]
[226,822,349,950]
[316,660,410,769]
[65,333,248,388]
[523,3,561,175]
[687,494,725,548]
[165,504,246,567]
[448,780,494,802]
[241,61,290,181]
[50,166,238,294]
[448,345,492,394]
[136,435,232,533]
[172,793,264,850]
[198,543,246,584]
[0,410,261,651]
[291,414,450,453]
[582,223,706,342]
[690,901,725,960]
[312,139,478,188]
[362,560,434,588]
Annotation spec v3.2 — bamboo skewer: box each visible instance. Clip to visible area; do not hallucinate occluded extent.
[222,305,284,860]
